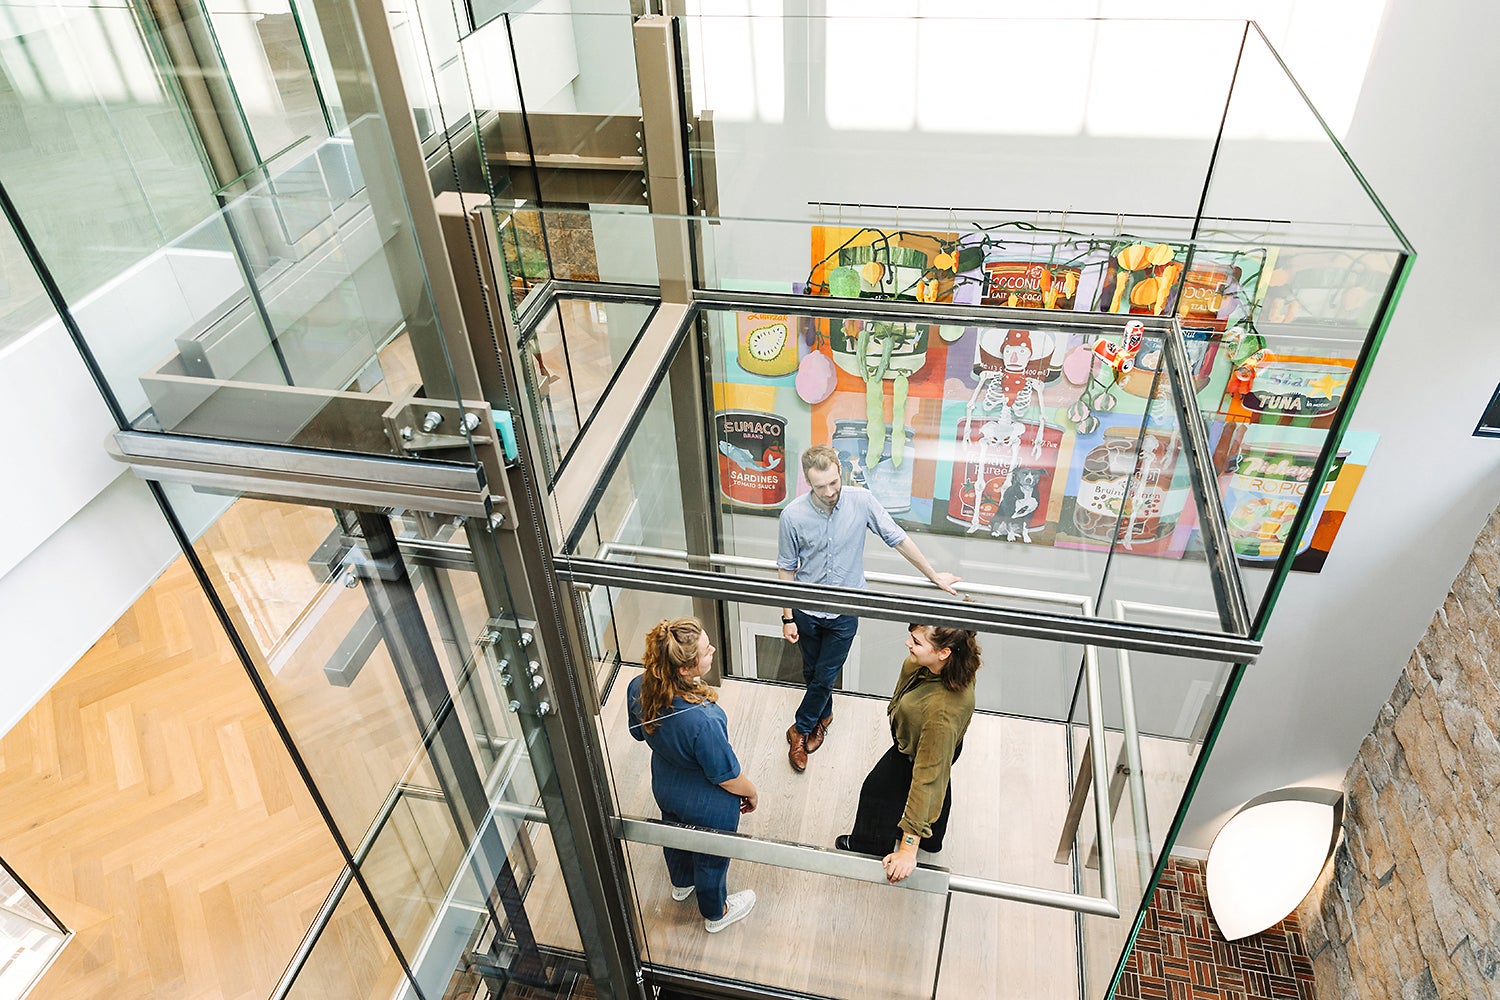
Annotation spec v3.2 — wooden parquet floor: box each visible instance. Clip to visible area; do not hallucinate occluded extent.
[0,556,348,1000]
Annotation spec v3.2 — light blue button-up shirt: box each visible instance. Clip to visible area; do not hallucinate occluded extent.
[777,485,907,619]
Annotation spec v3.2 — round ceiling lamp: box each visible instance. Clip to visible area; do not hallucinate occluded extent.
[1205,786,1344,942]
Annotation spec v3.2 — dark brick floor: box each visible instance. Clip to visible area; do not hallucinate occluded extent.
[1116,857,1316,1000]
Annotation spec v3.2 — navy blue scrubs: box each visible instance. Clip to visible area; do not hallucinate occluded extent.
[627,675,742,919]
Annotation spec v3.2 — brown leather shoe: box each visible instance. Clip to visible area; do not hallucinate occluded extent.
[805,714,833,754]
[786,726,808,772]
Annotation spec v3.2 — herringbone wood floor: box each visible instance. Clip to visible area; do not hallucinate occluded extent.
[0,556,351,1000]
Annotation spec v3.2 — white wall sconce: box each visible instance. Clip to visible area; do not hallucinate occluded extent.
[1205,786,1344,942]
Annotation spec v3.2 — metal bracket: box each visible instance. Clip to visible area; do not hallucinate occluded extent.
[382,388,494,454]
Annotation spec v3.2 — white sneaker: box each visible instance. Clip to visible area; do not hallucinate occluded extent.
[704,890,756,933]
[671,884,695,901]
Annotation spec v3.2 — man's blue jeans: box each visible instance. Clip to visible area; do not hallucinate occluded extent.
[791,610,859,735]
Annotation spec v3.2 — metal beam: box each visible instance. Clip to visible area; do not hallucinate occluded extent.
[559,558,1263,663]
[692,288,1179,337]
[107,431,490,517]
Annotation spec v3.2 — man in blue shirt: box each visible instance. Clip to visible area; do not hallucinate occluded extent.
[778,445,961,771]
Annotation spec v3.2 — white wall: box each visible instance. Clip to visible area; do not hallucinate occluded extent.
[0,317,178,735]
[1177,0,1500,848]
[0,249,245,737]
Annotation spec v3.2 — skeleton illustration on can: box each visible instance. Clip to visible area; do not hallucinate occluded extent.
[957,329,1050,534]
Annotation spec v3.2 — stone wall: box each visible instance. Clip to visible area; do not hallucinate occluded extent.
[1296,504,1500,998]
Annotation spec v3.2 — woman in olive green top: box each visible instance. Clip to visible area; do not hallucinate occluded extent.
[836,624,980,883]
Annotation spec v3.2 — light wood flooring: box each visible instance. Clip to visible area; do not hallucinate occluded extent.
[0,557,351,1000]
[0,486,1200,1000]
[524,669,1198,1000]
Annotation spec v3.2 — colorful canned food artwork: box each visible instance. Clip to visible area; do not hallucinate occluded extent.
[947,421,1063,530]
[1177,260,1235,330]
[716,410,787,509]
[831,419,916,513]
[980,260,1082,310]
[736,313,798,377]
[1239,361,1350,419]
[1072,427,1181,543]
[1222,443,1343,561]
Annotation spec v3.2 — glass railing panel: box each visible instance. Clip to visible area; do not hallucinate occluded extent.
[678,14,1247,232]
[1199,25,1408,256]
[518,295,660,481]
[1078,642,1238,998]
[0,858,69,999]
[624,844,946,999]
[0,0,217,346]
[450,10,649,299]
[78,123,485,457]
[1186,236,1405,626]
[281,881,409,999]
[161,482,592,995]
[1189,26,1410,631]
[589,595,1104,997]
[691,210,1199,307]
[936,895,1079,999]
[359,774,469,971]
[564,339,693,562]
[1095,330,1225,627]
[181,491,446,848]
[565,300,1237,626]
[196,0,333,164]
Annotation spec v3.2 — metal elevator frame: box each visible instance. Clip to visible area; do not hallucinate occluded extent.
[60,6,1351,1000]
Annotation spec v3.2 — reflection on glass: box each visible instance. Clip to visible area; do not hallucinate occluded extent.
[520,297,658,477]
[624,843,945,1000]
[46,122,476,454]
[282,880,407,1000]
[0,0,215,341]
[0,858,69,999]
[201,0,331,163]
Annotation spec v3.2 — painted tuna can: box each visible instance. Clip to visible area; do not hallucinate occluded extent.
[715,410,788,509]
[1221,443,1345,561]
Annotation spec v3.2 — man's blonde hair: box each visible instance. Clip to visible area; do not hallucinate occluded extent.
[801,445,841,479]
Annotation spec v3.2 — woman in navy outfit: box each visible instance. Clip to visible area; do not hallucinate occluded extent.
[628,617,759,932]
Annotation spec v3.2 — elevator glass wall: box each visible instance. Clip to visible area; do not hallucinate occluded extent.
[2,5,1408,1000]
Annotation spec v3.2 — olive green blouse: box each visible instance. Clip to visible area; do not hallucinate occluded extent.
[888,655,976,839]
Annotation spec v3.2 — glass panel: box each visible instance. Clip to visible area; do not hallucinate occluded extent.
[568,303,1235,639]
[681,14,1246,230]
[157,483,589,995]
[446,11,653,299]
[518,296,659,479]
[1096,329,1223,623]
[0,0,216,342]
[198,0,332,163]
[567,340,692,560]
[282,882,408,1000]
[0,0,480,458]
[0,859,68,999]
[588,571,1111,995]
[1190,236,1404,624]
[625,845,946,999]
